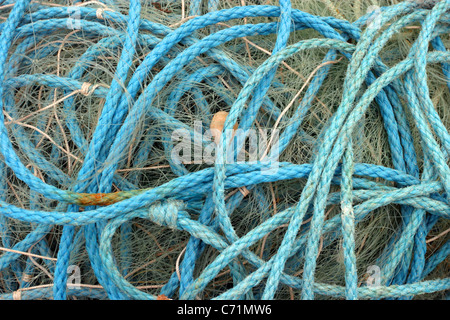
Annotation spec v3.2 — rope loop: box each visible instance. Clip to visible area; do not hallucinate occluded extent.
[0,0,448,301]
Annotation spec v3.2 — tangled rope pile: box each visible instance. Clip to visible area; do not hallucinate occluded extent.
[0,0,449,300]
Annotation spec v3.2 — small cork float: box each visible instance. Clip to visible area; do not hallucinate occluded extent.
[210,111,238,144]
[210,111,249,197]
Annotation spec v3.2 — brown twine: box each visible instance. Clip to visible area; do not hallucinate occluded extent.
[22,273,33,283]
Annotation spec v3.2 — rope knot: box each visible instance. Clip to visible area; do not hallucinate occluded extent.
[96,8,113,20]
[80,82,106,96]
[80,82,93,96]
[147,199,185,229]
[12,289,22,300]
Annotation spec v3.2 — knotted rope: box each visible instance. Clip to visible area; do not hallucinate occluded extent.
[0,0,448,300]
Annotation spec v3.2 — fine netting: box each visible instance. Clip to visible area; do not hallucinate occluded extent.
[0,0,448,300]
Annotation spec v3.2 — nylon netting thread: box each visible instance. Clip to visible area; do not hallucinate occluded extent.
[0,0,448,300]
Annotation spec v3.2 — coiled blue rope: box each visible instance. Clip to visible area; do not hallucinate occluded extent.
[0,0,448,300]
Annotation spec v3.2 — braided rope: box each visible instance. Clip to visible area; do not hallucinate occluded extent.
[0,0,448,300]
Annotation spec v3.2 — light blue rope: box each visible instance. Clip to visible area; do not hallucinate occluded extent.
[0,0,448,300]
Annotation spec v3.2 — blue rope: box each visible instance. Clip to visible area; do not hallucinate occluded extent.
[0,0,448,300]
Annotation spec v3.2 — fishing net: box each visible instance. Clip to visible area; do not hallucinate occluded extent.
[0,0,448,300]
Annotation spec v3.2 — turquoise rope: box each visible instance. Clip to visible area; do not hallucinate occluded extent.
[0,0,448,300]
